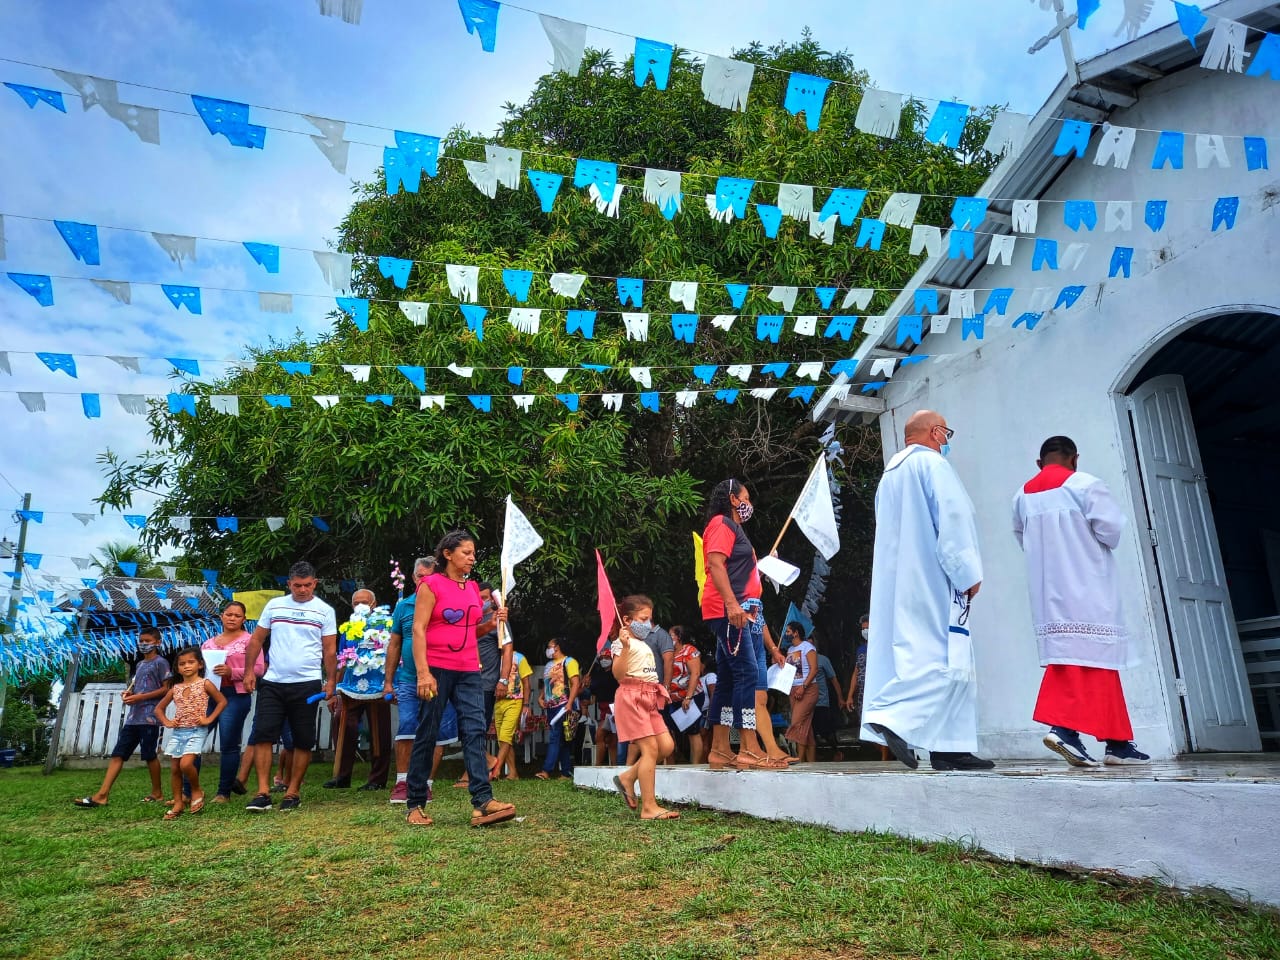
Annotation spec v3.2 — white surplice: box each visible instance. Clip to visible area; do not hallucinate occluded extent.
[1012,469,1136,669]
[861,445,984,753]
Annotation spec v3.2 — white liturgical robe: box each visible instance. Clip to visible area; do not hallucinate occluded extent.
[1012,467,1136,670]
[861,445,984,753]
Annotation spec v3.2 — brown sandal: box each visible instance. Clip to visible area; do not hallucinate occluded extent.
[640,809,681,821]
[734,750,770,770]
[162,807,183,821]
[406,806,434,826]
[707,749,737,771]
[471,799,517,827]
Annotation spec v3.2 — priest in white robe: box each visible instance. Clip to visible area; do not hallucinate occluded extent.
[1013,435,1150,767]
[861,410,992,771]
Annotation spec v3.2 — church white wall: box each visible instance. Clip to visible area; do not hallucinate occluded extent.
[876,64,1280,759]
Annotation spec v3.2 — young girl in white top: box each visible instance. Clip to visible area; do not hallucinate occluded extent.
[155,646,226,820]
[609,595,678,821]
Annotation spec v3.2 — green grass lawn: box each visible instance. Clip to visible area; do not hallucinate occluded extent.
[2,761,1277,960]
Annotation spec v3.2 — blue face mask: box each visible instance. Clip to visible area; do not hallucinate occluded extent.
[939,443,951,458]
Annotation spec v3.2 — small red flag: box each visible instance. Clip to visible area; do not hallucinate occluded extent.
[595,549,617,652]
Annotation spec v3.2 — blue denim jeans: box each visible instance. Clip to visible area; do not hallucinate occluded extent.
[405,669,492,810]
[215,690,253,796]
[542,708,574,776]
[707,616,758,730]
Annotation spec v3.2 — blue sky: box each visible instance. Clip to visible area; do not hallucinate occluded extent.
[0,0,1175,585]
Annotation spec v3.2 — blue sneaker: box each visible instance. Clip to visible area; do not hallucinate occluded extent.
[1104,741,1151,765]
[1043,727,1099,767]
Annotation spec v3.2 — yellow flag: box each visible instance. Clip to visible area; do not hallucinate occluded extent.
[692,531,706,605]
[232,589,285,620]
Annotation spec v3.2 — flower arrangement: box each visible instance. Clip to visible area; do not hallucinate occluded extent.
[336,603,394,694]
[390,558,406,598]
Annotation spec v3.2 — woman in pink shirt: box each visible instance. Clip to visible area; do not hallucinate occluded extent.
[202,601,265,802]
[404,529,517,828]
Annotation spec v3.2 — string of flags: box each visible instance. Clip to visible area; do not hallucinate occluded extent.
[2,513,333,540]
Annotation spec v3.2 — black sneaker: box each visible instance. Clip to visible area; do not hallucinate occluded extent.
[245,793,272,812]
[322,777,351,789]
[357,782,385,792]
[1104,742,1151,765]
[270,780,287,794]
[230,778,247,796]
[279,795,302,811]
[1043,728,1100,767]
[929,752,996,771]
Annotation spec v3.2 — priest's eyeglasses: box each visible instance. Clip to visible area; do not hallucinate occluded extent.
[936,426,955,440]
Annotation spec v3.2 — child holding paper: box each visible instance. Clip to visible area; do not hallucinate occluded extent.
[155,646,226,820]
[610,595,678,821]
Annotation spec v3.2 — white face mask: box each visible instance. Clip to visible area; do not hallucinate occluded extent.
[353,603,371,617]
[861,629,869,641]
[546,646,556,659]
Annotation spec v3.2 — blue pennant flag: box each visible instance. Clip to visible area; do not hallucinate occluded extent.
[22,552,41,569]
[1212,196,1240,231]
[861,382,887,393]
[819,188,868,226]
[167,357,201,376]
[1247,33,1280,79]
[692,365,717,385]
[4,82,66,112]
[394,131,440,176]
[789,385,816,404]
[337,297,369,331]
[460,303,486,340]
[815,287,837,310]
[1152,131,1184,170]
[457,0,500,51]
[167,394,197,416]
[312,517,330,532]
[1052,119,1092,158]
[216,517,239,533]
[185,597,201,610]
[617,277,644,307]
[279,362,312,376]
[924,101,970,148]
[715,389,739,405]
[671,313,697,344]
[507,366,524,386]
[581,363,610,373]
[264,394,292,408]
[1173,2,1209,48]
[378,256,413,289]
[8,273,54,306]
[502,269,534,302]
[950,197,988,230]
[913,289,939,314]
[785,601,814,639]
[896,315,923,347]
[634,38,674,89]
[830,358,858,378]
[725,283,748,308]
[1013,312,1045,331]
[384,148,421,194]
[36,353,77,378]
[468,394,492,412]
[366,395,394,406]
[1064,200,1098,231]
[756,315,783,343]
[1032,238,1059,271]
[715,177,754,218]
[1244,136,1269,171]
[963,316,985,341]
[983,288,1014,315]
[823,316,857,340]
[1109,246,1134,279]
[16,510,42,523]
[243,241,280,273]
[783,73,831,131]
[526,170,563,213]
[123,515,146,529]
[1077,0,1101,28]
[1055,285,1086,310]
[574,159,619,203]
[202,569,219,586]
[38,589,54,604]
[761,362,789,378]
[566,310,595,338]
[639,391,660,412]
[1144,200,1168,233]
[756,204,782,238]
[162,285,202,314]
[856,218,885,250]
[54,221,101,265]
[191,95,265,148]
[81,578,98,588]
[118,561,138,577]
[397,365,426,391]
[555,393,580,412]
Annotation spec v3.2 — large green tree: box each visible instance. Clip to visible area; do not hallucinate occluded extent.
[99,37,996,662]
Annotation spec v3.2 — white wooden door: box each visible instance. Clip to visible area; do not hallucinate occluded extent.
[1128,375,1262,752]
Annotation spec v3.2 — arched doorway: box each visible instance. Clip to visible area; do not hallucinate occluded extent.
[1121,311,1277,753]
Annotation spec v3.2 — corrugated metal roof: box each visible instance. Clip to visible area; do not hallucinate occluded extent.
[59,576,222,619]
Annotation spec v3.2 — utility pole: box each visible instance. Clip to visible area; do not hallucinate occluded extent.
[0,492,33,732]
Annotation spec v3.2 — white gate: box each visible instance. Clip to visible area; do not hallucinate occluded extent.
[1127,374,1262,752]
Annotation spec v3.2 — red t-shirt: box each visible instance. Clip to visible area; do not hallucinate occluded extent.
[701,513,762,620]
[419,574,484,673]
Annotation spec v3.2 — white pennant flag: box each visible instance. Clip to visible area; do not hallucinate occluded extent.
[987,235,1016,265]
[861,316,887,337]
[161,564,177,580]
[629,366,652,388]
[669,281,698,310]
[710,314,737,331]
[92,279,132,303]
[842,288,874,310]
[209,395,240,416]
[314,251,353,291]
[777,183,814,219]
[400,302,429,326]
[539,14,587,75]
[701,55,755,111]
[512,395,535,412]
[808,212,835,245]
[420,395,445,410]
[622,313,650,342]
[1201,19,1248,72]
[589,182,624,218]
[72,556,92,569]
[768,286,798,311]
[1195,134,1230,169]
[19,393,45,412]
[1093,124,1136,170]
[795,361,823,381]
[706,194,735,224]
[750,387,778,401]
[1062,243,1090,271]
[259,292,293,313]
[549,273,586,298]
[303,114,350,173]
[854,88,902,138]
[73,513,95,526]
[152,233,197,268]
[508,308,541,334]
[726,364,752,381]
[930,315,952,335]
[909,224,943,257]
[982,111,1031,160]
[446,264,480,302]
[880,193,921,228]
[789,453,840,560]
[1104,201,1132,232]
[643,169,682,218]
[793,315,817,336]
[108,356,141,373]
[463,159,499,198]
[170,516,192,532]
[313,395,340,409]
[542,367,569,384]
[948,290,976,319]
[342,364,371,382]
[486,145,522,189]
[447,363,474,378]
[1012,199,1039,233]
[675,390,699,407]
[266,517,286,531]
[317,0,363,24]
[500,495,544,594]
[601,393,624,412]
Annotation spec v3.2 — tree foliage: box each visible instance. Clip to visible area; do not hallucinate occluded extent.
[99,36,997,661]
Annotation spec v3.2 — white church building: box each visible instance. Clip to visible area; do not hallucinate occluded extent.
[817,0,1280,760]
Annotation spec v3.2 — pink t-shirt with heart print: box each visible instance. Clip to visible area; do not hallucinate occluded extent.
[418,574,484,673]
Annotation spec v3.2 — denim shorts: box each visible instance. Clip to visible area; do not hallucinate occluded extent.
[164,725,207,758]
[394,680,420,740]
